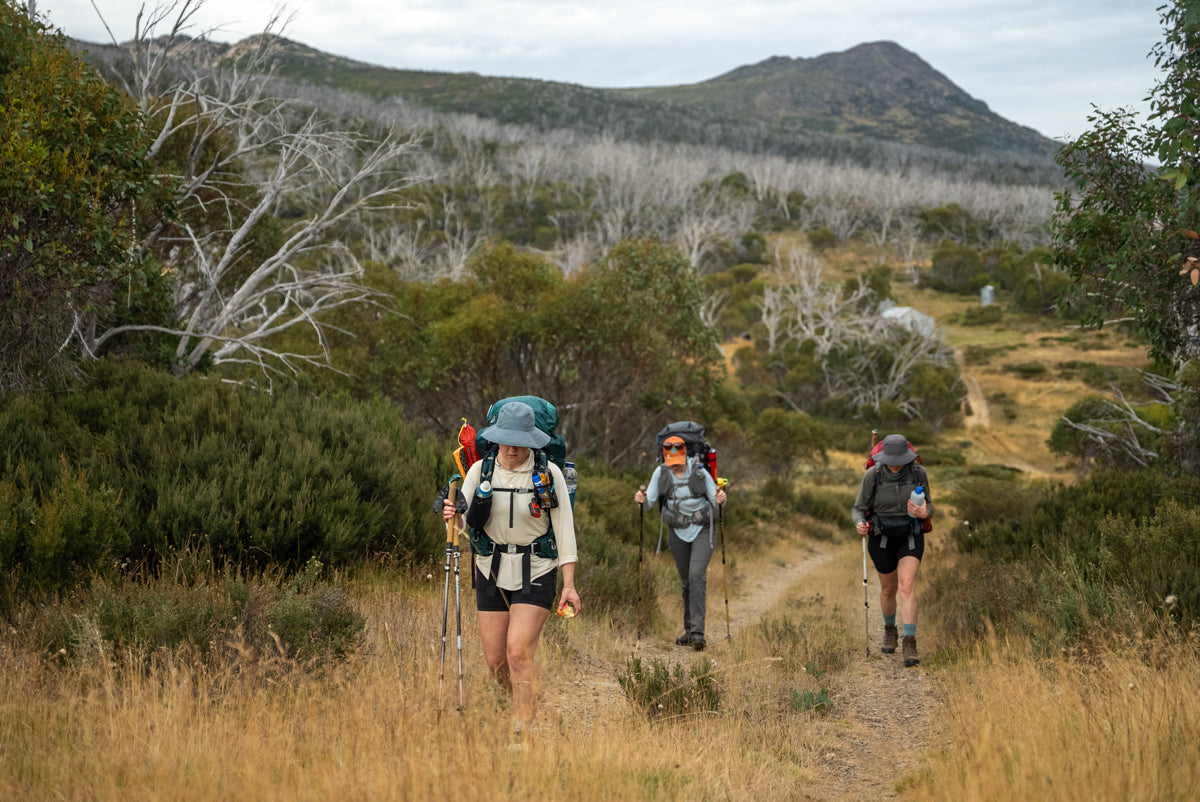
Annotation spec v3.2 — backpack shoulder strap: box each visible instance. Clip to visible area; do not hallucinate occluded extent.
[687,462,710,498]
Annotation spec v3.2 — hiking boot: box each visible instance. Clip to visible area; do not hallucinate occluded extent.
[675,634,694,647]
[902,635,920,667]
[881,625,898,654]
[692,635,706,651]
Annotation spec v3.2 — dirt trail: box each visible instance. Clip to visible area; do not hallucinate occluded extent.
[956,349,990,430]
[544,536,938,800]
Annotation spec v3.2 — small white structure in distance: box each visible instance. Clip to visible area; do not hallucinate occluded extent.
[981,285,995,306]
[878,300,936,338]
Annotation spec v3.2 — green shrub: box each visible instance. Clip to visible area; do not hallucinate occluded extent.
[1003,361,1047,378]
[264,583,363,661]
[0,358,446,598]
[927,240,984,293]
[924,551,1040,647]
[0,4,164,392]
[790,686,832,714]
[807,227,837,251]
[0,457,126,592]
[1097,499,1200,628]
[987,391,1021,422]
[794,490,852,529]
[617,656,721,719]
[936,469,1200,650]
[960,305,1004,326]
[963,344,1011,366]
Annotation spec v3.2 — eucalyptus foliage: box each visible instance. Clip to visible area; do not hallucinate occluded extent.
[0,2,163,392]
[1052,0,1200,370]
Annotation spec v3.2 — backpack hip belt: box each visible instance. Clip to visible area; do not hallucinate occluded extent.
[663,507,711,528]
[470,529,558,595]
[871,516,918,551]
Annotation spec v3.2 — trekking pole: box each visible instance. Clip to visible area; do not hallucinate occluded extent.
[452,516,464,710]
[636,487,645,640]
[439,478,461,713]
[717,478,731,642]
[863,429,878,657]
[862,535,869,658]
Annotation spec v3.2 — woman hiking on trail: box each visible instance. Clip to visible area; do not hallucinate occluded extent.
[634,434,727,651]
[441,401,581,729]
[852,434,932,667]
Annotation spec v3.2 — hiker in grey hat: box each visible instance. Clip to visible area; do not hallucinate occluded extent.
[442,399,580,730]
[851,434,933,667]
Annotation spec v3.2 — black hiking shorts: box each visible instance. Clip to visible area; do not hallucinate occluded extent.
[867,530,924,575]
[474,565,557,612]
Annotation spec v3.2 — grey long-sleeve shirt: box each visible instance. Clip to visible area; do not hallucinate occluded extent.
[851,462,932,528]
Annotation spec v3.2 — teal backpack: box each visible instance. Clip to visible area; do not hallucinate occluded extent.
[466,396,573,563]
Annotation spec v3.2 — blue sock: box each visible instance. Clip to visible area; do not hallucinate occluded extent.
[883,614,896,627]
[903,624,916,637]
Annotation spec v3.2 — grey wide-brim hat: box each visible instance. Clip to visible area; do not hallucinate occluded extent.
[479,401,551,449]
[875,434,917,466]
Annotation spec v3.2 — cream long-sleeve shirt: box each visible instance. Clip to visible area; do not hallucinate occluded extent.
[459,451,578,591]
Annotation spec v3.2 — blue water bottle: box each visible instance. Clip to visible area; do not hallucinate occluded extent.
[909,485,925,512]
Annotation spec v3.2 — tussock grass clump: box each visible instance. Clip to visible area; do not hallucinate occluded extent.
[616,656,721,719]
[756,602,848,674]
[31,553,364,668]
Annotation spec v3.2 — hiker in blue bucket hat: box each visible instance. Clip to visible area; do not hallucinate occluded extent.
[442,399,580,730]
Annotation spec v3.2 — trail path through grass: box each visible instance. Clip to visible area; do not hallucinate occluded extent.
[542,535,940,799]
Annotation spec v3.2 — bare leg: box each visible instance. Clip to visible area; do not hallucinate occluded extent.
[505,603,552,724]
[477,610,513,694]
[896,555,921,626]
[877,569,898,617]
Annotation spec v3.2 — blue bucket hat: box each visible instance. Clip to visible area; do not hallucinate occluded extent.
[479,401,550,449]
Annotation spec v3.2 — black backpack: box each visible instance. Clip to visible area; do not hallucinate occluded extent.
[653,421,717,520]
[655,421,716,476]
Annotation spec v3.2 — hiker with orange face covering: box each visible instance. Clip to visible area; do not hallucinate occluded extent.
[634,430,727,650]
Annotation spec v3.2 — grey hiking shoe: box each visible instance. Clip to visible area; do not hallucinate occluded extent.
[902,635,920,667]
[881,625,898,654]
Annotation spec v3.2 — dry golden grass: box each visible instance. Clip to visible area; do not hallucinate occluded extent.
[908,634,1200,802]
[0,542,869,802]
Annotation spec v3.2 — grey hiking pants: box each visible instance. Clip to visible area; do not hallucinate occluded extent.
[668,527,715,636]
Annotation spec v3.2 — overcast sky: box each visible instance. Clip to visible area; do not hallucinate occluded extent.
[36,0,1164,143]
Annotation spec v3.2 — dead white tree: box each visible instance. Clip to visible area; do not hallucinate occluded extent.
[75,0,426,380]
[698,289,730,331]
[768,245,957,417]
[1055,390,1165,468]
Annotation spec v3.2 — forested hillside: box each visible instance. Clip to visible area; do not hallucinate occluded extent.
[71,32,1063,186]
